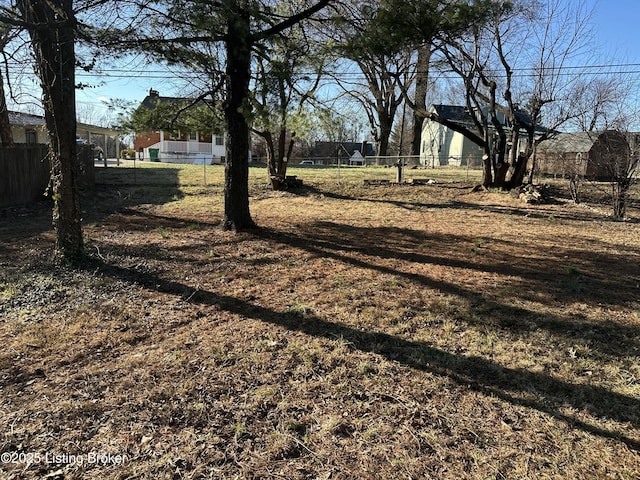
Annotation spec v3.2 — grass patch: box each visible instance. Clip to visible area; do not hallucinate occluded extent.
[565,265,583,276]
[0,164,639,478]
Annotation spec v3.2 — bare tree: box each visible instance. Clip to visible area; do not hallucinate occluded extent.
[607,134,638,219]
[329,0,494,159]
[325,52,411,157]
[570,78,640,218]
[307,103,366,146]
[430,0,597,189]
[326,0,415,157]
[250,17,325,189]
[410,45,432,155]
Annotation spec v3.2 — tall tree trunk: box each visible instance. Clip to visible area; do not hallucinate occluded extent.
[507,153,529,190]
[505,128,527,189]
[481,150,492,187]
[492,138,509,188]
[222,5,256,231]
[0,71,13,146]
[276,126,287,181]
[377,113,393,157]
[411,45,430,156]
[526,133,538,185]
[262,131,276,177]
[480,121,492,187]
[22,0,83,262]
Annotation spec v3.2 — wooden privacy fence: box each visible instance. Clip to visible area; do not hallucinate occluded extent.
[0,144,94,209]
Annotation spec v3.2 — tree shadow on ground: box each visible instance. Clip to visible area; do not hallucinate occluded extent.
[258,220,638,307]
[252,222,640,359]
[85,256,640,452]
[452,200,640,224]
[3,192,639,453]
[293,184,453,211]
[87,167,185,218]
[298,183,639,223]
[79,210,640,360]
[0,168,185,245]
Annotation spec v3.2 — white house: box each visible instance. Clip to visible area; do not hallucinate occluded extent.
[420,104,530,168]
[420,105,484,167]
[133,90,226,165]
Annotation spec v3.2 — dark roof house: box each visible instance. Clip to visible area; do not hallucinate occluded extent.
[420,104,542,167]
[310,141,375,160]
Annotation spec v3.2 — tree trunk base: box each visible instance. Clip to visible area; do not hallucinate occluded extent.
[221,218,259,232]
[271,175,303,191]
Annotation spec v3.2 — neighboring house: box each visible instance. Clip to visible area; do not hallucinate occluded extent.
[535,130,630,179]
[8,111,48,144]
[308,141,375,165]
[8,110,121,158]
[420,104,531,168]
[133,89,226,165]
[420,105,484,168]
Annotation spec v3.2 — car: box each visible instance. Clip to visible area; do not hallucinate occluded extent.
[77,138,104,160]
[299,160,314,165]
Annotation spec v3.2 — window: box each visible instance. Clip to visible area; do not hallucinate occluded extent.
[189,132,197,141]
[25,129,37,144]
[215,136,224,146]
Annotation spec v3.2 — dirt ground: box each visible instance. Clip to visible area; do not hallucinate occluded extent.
[1,165,639,479]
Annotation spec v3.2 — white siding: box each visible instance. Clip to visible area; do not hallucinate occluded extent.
[420,120,483,167]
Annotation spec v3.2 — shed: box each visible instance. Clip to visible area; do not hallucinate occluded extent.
[349,150,365,165]
[535,130,630,180]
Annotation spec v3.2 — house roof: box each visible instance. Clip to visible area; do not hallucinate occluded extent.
[537,132,603,154]
[8,111,45,127]
[431,104,474,123]
[141,90,185,109]
[140,89,209,110]
[9,110,120,135]
[310,141,376,158]
[430,104,543,133]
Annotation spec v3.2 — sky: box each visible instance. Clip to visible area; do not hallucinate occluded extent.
[15,0,640,126]
[587,0,640,62]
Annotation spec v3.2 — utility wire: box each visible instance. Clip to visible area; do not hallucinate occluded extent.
[7,61,640,80]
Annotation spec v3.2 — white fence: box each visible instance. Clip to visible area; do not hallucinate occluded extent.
[295,154,485,168]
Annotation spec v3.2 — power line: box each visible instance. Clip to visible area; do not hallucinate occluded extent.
[8,61,640,80]
[83,62,640,74]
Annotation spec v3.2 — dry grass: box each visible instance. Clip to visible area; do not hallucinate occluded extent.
[0,162,639,479]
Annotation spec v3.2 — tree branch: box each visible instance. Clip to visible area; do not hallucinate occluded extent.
[254,0,333,41]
